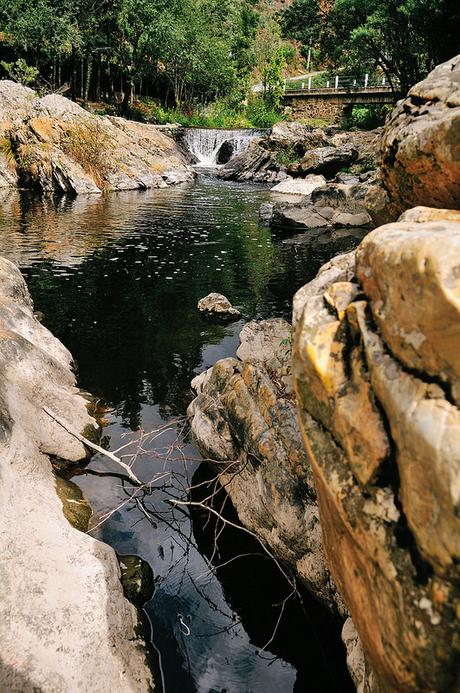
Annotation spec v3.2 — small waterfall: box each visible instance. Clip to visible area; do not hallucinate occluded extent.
[182,128,269,167]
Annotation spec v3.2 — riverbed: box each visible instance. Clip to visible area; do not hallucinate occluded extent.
[0,173,365,693]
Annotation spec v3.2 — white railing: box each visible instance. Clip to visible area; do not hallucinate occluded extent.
[284,74,397,93]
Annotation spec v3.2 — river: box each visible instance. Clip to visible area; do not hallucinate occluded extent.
[0,173,365,693]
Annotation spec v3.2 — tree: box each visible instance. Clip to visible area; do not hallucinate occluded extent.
[281,0,460,94]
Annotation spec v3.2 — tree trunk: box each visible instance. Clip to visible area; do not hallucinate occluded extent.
[95,55,101,102]
[122,70,133,115]
[70,46,77,101]
[85,58,92,102]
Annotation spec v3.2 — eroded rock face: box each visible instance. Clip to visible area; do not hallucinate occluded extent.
[188,319,345,612]
[292,212,460,692]
[0,81,194,194]
[0,257,153,692]
[356,218,460,406]
[379,55,460,218]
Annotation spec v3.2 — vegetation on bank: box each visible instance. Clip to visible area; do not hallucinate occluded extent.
[0,0,458,129]
[281,0,460,95]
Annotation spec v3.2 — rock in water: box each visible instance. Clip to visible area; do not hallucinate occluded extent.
[270,174,326,196]
[288,145,358,178]
[188,318,345,613]
[271,182,372,232]
[197,293,241,319]
[0,256,153,692]
[118,555,155,608]
[375,54,460,220]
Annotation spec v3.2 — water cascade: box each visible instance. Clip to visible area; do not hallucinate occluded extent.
[182,128,269,167]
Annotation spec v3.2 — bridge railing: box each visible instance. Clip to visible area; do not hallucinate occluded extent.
[284,74,398,93]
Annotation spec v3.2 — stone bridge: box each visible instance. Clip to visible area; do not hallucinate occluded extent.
[284,84,401,122]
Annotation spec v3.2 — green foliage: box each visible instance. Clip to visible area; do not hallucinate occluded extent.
[245,96,281,128]
[1,58,39,86]
[275,145,301,168]
[342,104,392,130]
[281,0,460,94]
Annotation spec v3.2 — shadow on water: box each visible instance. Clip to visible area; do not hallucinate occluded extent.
[0,174,368,691]
[189,464,355,693]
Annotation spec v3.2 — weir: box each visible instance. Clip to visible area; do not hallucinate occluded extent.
[182,127,269,166]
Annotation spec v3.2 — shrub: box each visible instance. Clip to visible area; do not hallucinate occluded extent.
[342,105,392,130]
[61,121,113,189]
[275,144,302,167]
[245,97,281,128]
[0,136,17,171]
[1,58,39,86]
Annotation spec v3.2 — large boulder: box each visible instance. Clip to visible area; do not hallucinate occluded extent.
[292,210,460,692]
[0,257,153,692]
[188,318,345,612]
[288,145,358,178]
[270,121,329,150]
[0,81,194,194]
[378,54,460,219]
[271,174,326,196]
[217,138,284,183]
[271,182,372,231]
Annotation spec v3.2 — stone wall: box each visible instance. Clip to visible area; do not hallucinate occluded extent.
[286,96,345,123]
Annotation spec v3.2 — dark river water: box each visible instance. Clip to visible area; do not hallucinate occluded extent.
[0,173,365,693]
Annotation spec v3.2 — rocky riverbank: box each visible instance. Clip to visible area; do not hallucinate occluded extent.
[188,55,460,692]
[217,121,379,186]
[0,80,194,194]
[0,257,154,691]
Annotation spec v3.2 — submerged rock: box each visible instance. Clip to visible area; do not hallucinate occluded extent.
[197,293,241,319]
[0,256,153,692]
[118,555,155,608]
[55,475,92,532]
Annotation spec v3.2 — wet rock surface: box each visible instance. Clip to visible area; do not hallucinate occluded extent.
[292,210,460,692]
[0,80,194,194]
[118,555,155,608]
[0,256,153,692]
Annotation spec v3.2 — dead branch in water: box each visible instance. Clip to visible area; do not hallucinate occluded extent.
[42,405,142,485]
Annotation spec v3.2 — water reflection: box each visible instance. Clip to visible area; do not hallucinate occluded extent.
[0,175,364,692]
